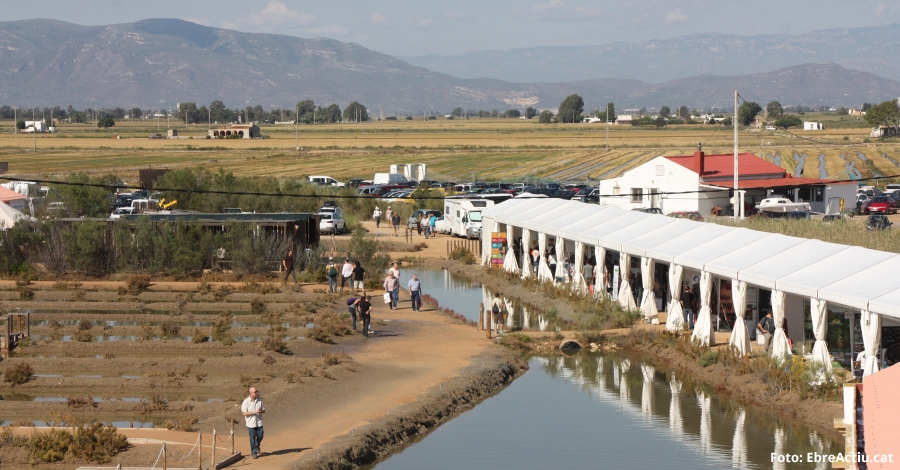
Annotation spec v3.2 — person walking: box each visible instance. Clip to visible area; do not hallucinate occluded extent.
[325,257,338,293]
[385,207,393,228]
[415,212,423,235]
[352,261,367,295]
[241,387,265,459]
[547,249,557,278]
[757,310,776,352]
[408,274,422,311]
[347,297,359,331]
[358,295,373,337]
[373,207,382,228]
[389,261,401,279]
[383,271,399,309]
[680,285,694,330]
[429,214,438,237]
[282,249,297,286]
[491,293,505,333]
[340,258,354,293]
[391,212,401,237]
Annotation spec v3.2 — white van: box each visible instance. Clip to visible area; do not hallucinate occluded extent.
[443,197,498,239]
[308,175,344,187]
[372,173,409,185]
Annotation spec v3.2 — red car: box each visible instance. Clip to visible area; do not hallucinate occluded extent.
[864,196,898,214]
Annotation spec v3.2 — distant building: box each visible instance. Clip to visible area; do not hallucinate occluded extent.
[803,121,824,131]
[22,121,47,133]
[0,187,28,211]
[615,115,633,125]
[849,108,866,116]
[208,124,261,139]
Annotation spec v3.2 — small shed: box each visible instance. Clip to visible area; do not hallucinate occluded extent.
[209,124,261,139]
[803,121,824,131]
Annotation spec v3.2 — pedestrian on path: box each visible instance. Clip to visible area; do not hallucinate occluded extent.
[347,297,360,331]
[757,310,775,352]
[325,257,338,293]
[383,271,399,309]
[358,295,373,337]
[680,285,694,330]
[373,207,382,228]
[385,207,393,228]
[408,274,422,311]
[491,293,505,333]
[241,387,265,459]
[340,258,353,293]
[282,250,297,286]
[352,261,367,295]
[391,213,401,236]
[429,214,437,237]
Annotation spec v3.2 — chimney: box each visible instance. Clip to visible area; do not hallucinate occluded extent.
[694,143,705,175]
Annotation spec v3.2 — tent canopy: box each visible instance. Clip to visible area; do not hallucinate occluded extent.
[621,218,702,258]
[556,207,627,241]
[644,223,736,263]
[703,234,806,280]
[523,200,587,233]
[775,246,895,299]
[578,211,650,246]
[600,216,682,253]
[818,256,900,311]
[739,239,849,289]
[673,228,768,271]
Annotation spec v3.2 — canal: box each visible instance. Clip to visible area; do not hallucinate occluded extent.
[377,268,840,469]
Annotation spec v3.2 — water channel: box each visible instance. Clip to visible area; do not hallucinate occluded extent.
[376,268,841,469]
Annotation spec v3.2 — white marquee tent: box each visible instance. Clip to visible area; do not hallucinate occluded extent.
[482,198,899,378]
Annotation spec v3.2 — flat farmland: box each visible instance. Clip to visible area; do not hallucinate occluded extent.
[1,117,898,183]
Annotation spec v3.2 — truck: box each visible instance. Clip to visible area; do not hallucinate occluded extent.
[372,173,409,185]
[442,195,510,239]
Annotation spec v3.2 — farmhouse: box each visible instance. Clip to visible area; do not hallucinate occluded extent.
[615,115,633,125]
[208,124,261,139]
[597,144,857,216]
[0,186,27,211]
[803,121,824,130]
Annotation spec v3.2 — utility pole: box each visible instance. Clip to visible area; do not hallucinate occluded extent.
[733,90,740,221]
[605,103,610,151]
[13,107,16,134]
[295,103,299,152]
[32,108,36,151]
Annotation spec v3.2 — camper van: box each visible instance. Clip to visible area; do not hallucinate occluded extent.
[443,196,502,239]
[372,173,409,185]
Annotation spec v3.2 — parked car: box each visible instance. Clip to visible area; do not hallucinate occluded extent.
[522,187,554,196]
[633,207,663,215]
[885,183,900,194]
[865,214,892,231]
[863,196,897,214]
[551,189,576,199]
[318,212,346,234]
[407,209,442,230]
[110,207,135,219]
[760,210,811,219]
[433,216,449,234]
[564,184,589,192]
[573,188,599,203]
[113,193,135,209]
[318,202,343,219]
[511,182,535,191]
[668,211,704,221]
[765,125,776,131]
[346,179,366,189]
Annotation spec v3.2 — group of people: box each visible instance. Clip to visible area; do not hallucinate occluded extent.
[373,206,439,238]
[382,262,424,311]
[372,206,402,236]
[321,256,368,294]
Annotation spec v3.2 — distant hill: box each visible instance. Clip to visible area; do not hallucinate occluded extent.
[403,23,900,84]
[0,19,898,112]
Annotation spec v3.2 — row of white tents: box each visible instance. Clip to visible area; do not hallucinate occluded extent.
[482,198,897,379]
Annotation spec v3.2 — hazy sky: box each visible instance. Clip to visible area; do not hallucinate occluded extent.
[5,0,900,56]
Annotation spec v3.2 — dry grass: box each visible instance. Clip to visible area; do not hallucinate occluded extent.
[715,216,900,253]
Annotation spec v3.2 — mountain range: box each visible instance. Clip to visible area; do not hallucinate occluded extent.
[404,23,900,84]
[1,19,899,112]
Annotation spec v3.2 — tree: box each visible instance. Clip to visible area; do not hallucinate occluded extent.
[659,106,670,118]
[774,115,802,130]
[557,94,584,123]
[504,109,521,118]
[451,107,465,117]
[678,106,689,119]
[862,102,873,112]
[538,110,554,123]
[97,115,115,128]
[737,101,762,126]
[766,101,783,119]
[722,116,733,127]
[490,109,499,118]
[864,99,900,128]
[343,102,368,122]
[525,107,537,119]
[130,107,143,119]
[16,120,25,130]
[318,104,342,123]
[595,102,616,122]
[178,102,201,124]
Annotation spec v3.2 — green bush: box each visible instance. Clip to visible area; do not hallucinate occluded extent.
[698,350,720,367]
[3,362,34,386]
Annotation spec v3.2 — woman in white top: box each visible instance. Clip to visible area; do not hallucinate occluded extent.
[389,261,401,280]
[373,207,382,228]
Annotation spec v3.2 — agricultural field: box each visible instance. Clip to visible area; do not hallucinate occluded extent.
[1,114,898,184]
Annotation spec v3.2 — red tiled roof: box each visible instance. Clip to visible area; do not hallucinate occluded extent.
[863,364,900,469]
[0,187,26,202]
[666,153,786,177]
[703,176,850,189]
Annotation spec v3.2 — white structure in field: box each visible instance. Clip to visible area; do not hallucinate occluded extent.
[598,145,857,216]
[22,121,48,133]
[390,164,428,182]
[804,121,824,131]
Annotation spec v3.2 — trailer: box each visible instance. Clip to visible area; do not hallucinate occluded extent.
[442,195,511,239]
[871,126,900,138]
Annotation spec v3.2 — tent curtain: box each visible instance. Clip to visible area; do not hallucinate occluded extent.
[572,242,585,288]
[617,253,637,310]
[732,409,748,468]
[810,299,833,381]
[502,245,519,273]
[668,375,683,437]
[771,290,792,361]
[594,247,607,299]
[554,237,566,281]
[728,280,751,356]
[691,271,715,345]
[861,309,881,378]
[537,233,554,281]
[521,229,532,279]
[641,364,655,416]
[666,263,685,332]
[639,257,659,324]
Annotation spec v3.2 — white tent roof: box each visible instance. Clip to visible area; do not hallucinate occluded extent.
[868,287,900,319]
[486,198,540,225]
[547,204,610,239]
[703,234,807,280]
[645,223,736,264]
[577,211,649,246]
[514,199,570,227]
[817,256,900,310]
[738,239,850,289]
[556,206,627,242]
[600,216,682,253]
[620,218,703,258]
[0,201,27,228]
[522,200,585,232]
[673,228,769,271]
[775,246,895,299]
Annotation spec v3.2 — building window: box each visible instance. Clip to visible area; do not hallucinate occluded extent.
[656,165,664,176]
[814,187,824,202]
[631,188,643,203]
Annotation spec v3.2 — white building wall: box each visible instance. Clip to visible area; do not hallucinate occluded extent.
[598,156,701,214]
[824,182,858,214]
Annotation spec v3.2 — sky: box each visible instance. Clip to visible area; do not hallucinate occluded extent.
[4,0,900,57]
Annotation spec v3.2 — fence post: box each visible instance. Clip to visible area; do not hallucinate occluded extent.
[231,420,235,455]
[486,310,492,340]
[212,429,216,468]
[198,432,202,470]
[478,303,484,331]
[163,442,167,470]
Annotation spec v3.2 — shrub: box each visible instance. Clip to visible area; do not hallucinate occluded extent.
[139,324,155,341]
[3,362,34,386]
[309,312,352,344]
[17,286,34,300]
[73,330,94,343]
[27,429,72,463]
[320,351,352,367]
[262,355,276,365]
[77,320,93,331]
[250,298,268,316]
[261,336,288,354]
[159,322,181,340]
[211,311,233,343]
[137,395,168,414]
[449,246,476,264]
[213,285,231,301]
[698,350,720,367]
[163,417,198,432]
[124,274,151,295]
[191,328,209,343]
[66,396,98,409]
[498,332,533,354]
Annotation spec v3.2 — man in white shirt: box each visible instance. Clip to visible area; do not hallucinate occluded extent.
[340,258,354,293]
[241,387,265,459]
